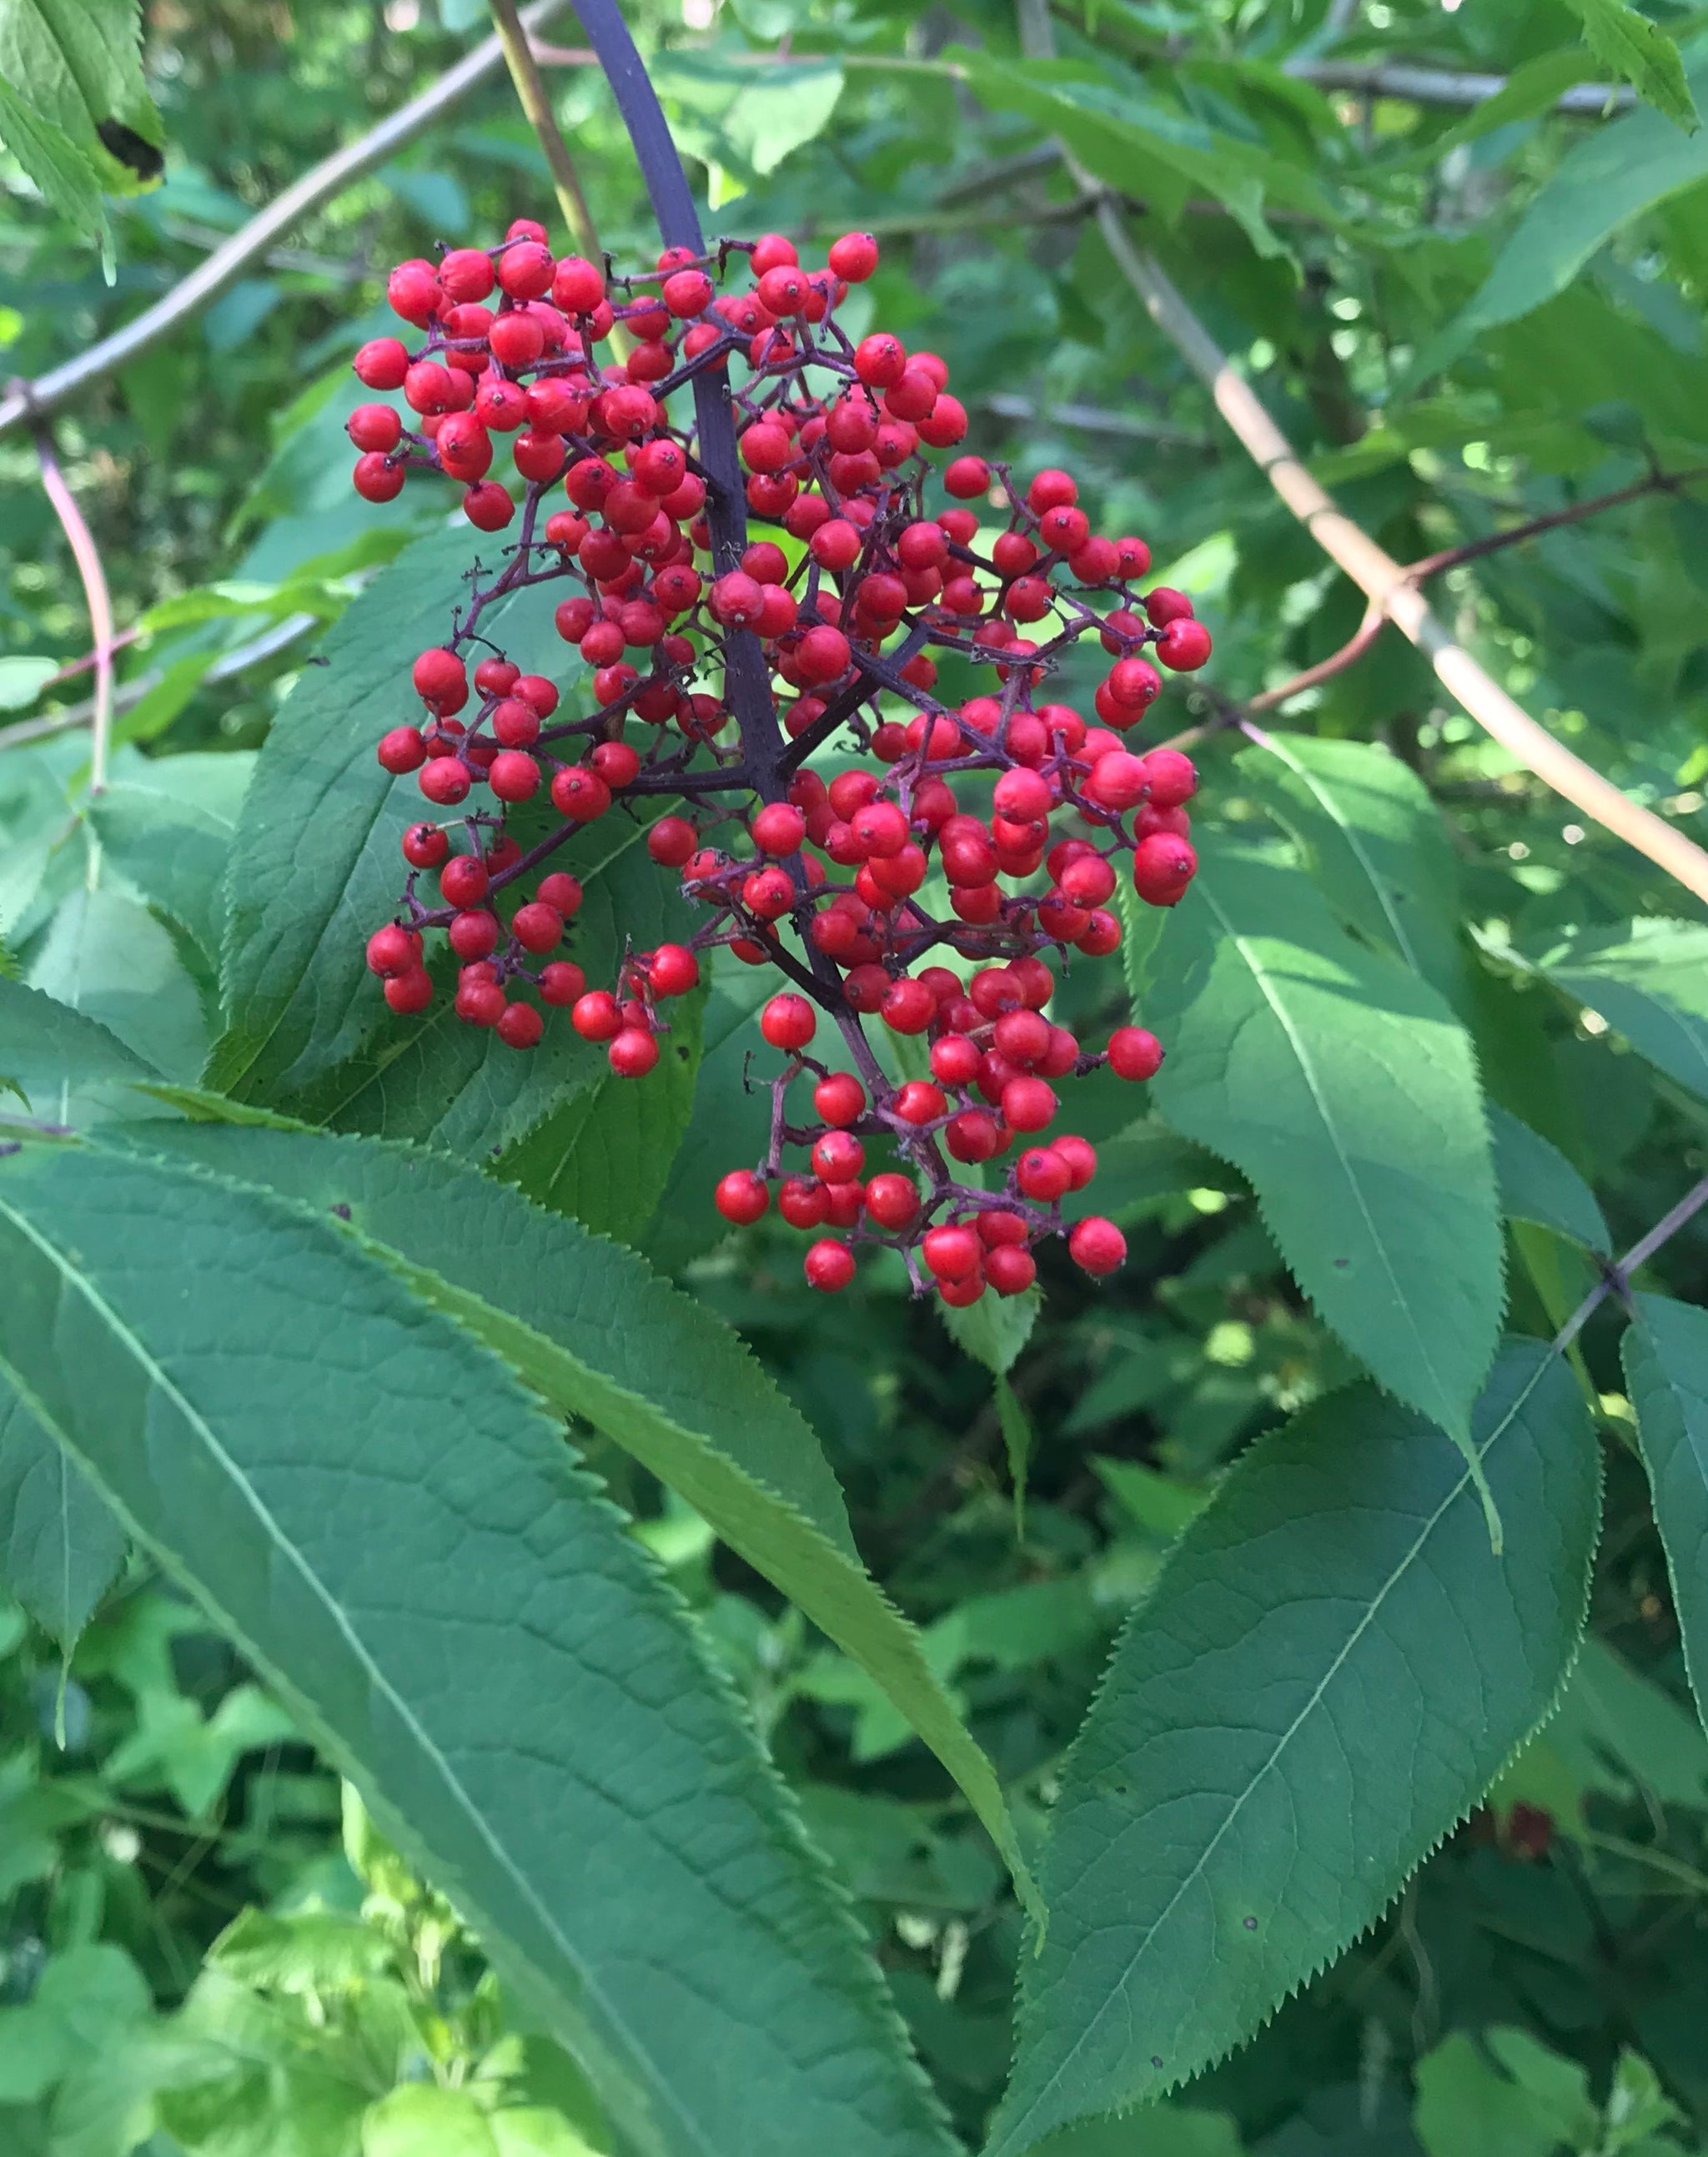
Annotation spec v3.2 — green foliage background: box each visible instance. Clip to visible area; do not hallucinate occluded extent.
[3,0,1708,2152]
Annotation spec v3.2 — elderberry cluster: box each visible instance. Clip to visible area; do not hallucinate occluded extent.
[352,217,1212,1300]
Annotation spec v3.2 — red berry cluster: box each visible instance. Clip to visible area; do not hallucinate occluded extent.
[352,219,1212,1300]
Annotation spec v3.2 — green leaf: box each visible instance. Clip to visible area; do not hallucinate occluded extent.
[86,751,254,968]
[0,0,164,203]
[1424,65,1708,358]
[283,817,689,1158]
[1557,0,1699,133]
[113,1119,1037,1915]
[0,62,98,236]
[210,523,576,1105]
[0,975,161,1122]
[1623,1292,1708,1739]
[938,1282,1040,1377]
[1515,919,1708,1104]
[1146,837,1504,1464]
[952,48,1325,259]
[995,1373,1032,1540]
[27,884,208,1084]
[991,1341,1600,2154]
[1489,1103,1610,1253]
[652,53,844,185]
[0,1140,957,2157]
[1415,2029,1596,2157]
[1236,733,1464,1008]
[495,984,705,1242]
[0,1384,125,1645]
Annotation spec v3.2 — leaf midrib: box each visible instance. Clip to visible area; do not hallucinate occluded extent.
[1248,735,1422,973]
[1198,873,1459,1429]
[0,1187,718,2157]
[1001,1351,1550,2150]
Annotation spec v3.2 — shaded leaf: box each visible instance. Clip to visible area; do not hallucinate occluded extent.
[1557,0,1699,133]
[1515,919,1708,1104]
[210,524,575,1104]
[27,884,207,1084]
[1623,1291,1708,1738]
[0,1140,957,2157]
[991,1342,1599,2153]
[0,1383,125,1645]
[86,751,254,967]
[1489,1103,1610,1253]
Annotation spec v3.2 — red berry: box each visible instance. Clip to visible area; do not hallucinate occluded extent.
[419,757,470,806]
[752,802,807,855]
[863,1174,920,1229]
[648,815,697,867]
[511,902,562,953]
[886,1078,942,1129]
[1132,833,1198,907]
[366,923,420,977]
[1140,749,1198,809]
[440,854,490,907]
[779,1176,831,1229]
[1002,1076,1057,1132]
[572,990,622,1041]
[378,726,427,774]
[931,1034,982,1089]
[536,872,583,917]
[761,993,816,1050]
[384,967,434,1013]
[609,1027,660,1076]
[716,1170,771,1225]
[496,1001,545,1050]
[804,1239,857,1292]
[540,960,586,1005]
[881,978,936,1034]
[1157,617,1213,671]
[647,943,700,997]
[812,1130,866,1183]
[1068,1216,1127,1277]
[353,452,404,502]
[354,337,409,389]
[814,1072,865,1126]
[1108,1026,1164,1080]
[985,1244,1037,1297]
[1016,1147,1071,1202]
[1053,1134,1098,1189]
[449,909,500,961]
[922,1224,981,1280]
[550,767,611,822]
[403,822,449,869]
[456,973,507,1027]
[489,751,540,802]
[827,231,879,281]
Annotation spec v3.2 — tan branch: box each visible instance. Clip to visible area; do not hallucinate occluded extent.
[1095,203,1708,909]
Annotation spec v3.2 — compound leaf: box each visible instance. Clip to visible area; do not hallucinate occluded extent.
[991,1341,1599,2154]
[0,1139,957,2157]
[113,1119,1037,1914]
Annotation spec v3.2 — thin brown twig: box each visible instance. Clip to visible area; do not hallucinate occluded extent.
[1234,465,1708,721]
[1553,1176,1708,1356]
[31,425,115,795]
